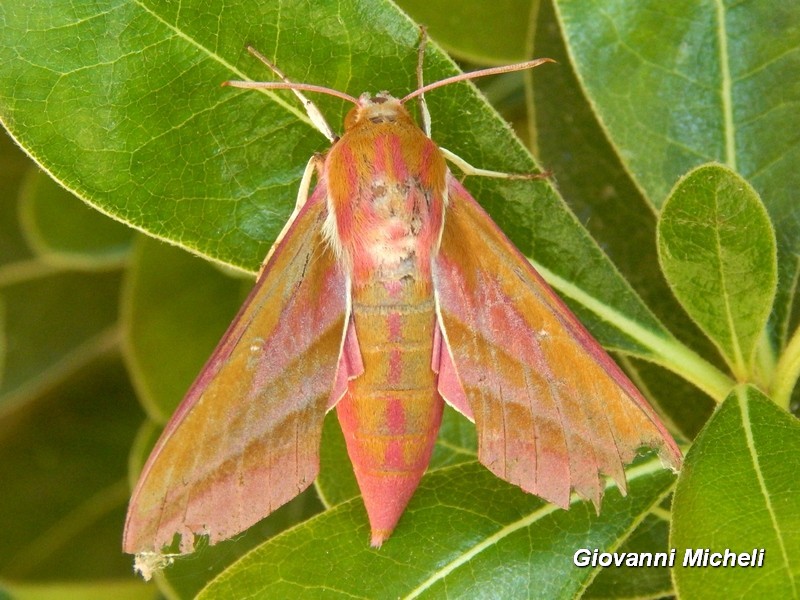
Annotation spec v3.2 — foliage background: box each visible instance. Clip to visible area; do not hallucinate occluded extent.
[0,0,798,598]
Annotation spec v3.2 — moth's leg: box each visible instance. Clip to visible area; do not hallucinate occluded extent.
[414,27,432,137]
[258,154,323,278]
[441,147,550,180]
[246,46,339,143]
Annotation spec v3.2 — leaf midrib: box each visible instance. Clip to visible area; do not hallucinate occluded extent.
[130,0,313,129]
[714,0,736,171]
[401,459,671,599]
[737,387,798,598]
[712,190,747,378]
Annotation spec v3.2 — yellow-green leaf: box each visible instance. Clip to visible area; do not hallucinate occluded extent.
[672,385,800,599]
[658,164,776,380]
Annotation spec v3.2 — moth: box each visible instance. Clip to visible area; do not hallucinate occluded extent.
[124,37,681,577]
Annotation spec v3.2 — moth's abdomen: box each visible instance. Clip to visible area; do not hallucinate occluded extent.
[326,112,448,545]
[336,279,442,546]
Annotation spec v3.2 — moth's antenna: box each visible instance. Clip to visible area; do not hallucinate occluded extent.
[223,46,357,141]
[414,26,432,137]
[401,58,555,104]
[222,78,359,104]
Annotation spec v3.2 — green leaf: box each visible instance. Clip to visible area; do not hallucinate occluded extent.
[121,236,247,422]
[0,355,141,580]
[583,513,673,598]
[18,168,133,268]
[671,385,800,599]
[429,405,478,468]
[658,163,777,380]
[0,580,157,600]
[317,414,359,508]
[0,267,121,413]
[0,130,33,267]
[198,459,675,599]
[396,0,537,63]
[773,327,800,411]
[554,0,800,353]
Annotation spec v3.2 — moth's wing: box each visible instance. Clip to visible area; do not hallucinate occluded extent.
[433,177,681,509]
[124,186,351,556]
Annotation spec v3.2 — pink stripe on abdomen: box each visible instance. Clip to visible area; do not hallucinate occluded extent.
[336,279,442,545]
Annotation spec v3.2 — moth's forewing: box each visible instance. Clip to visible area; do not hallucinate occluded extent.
[124,187,349,557]
[434,177,682,508]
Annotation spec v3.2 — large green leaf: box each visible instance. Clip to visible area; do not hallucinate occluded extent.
[554,0,800,351]
[671,385,800,599]
[198,459,675,599]
[658,164,776,380]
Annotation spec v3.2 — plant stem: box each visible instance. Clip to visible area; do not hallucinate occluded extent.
[771,325,800,410]
[536,262,735,402]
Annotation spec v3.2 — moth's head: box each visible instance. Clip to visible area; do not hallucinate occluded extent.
[343,92,414,131]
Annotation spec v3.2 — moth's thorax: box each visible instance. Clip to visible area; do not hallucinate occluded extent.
[325,93,447,289]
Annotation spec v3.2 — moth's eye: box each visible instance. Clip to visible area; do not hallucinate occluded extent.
[369,114,397,124]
